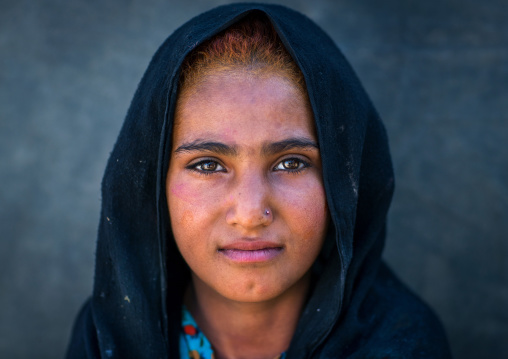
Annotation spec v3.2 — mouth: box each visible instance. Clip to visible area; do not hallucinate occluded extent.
[218,240,283,263]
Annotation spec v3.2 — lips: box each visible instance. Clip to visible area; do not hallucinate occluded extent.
[219,240,283,262]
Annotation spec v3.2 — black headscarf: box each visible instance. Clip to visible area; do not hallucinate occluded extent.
[66,3,452,358]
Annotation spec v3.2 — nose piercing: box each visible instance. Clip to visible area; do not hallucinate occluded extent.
[265,209,270,215]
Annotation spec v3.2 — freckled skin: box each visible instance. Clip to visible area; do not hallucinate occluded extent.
[166,72,329,304]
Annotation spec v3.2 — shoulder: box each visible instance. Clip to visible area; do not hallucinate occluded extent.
[65,299,101,359]
[316,263,452,358]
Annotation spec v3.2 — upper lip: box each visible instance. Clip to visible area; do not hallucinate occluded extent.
[220,240,283,251]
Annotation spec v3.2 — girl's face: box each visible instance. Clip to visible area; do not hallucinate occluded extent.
[166,71,329,303]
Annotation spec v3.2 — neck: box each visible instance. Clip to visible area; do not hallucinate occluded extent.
[185,273,310,359]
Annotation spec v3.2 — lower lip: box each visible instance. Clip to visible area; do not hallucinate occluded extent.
[219,248,283,263]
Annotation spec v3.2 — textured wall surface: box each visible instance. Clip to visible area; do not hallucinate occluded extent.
[1,0,506,358]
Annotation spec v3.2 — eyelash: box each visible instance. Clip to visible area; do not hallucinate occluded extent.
[272,157,310,174]
[186,159,226,176]
[186,157,310,176]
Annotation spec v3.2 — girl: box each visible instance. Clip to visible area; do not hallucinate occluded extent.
[67,4,451,358]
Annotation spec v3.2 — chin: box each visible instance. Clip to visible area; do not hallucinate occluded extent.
[213,273,308,304]
[222,288,284,304]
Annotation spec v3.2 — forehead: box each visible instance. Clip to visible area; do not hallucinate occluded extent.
[172,71,316,147]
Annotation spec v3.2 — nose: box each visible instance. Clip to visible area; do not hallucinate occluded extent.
[225,171,273,229]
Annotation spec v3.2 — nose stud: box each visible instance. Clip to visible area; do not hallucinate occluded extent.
[265,209,270,216]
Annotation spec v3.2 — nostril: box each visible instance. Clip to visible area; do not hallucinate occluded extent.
[226,205,273,228]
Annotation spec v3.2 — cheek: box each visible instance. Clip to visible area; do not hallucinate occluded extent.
[168,181,200,203]
[167,181,200,240]
[167,179,225,240]
[283,180,328,237]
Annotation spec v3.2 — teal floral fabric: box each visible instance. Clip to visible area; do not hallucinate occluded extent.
[179,306,286,359]
[179,306,214,359]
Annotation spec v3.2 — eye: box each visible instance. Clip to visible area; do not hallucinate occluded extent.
[187,159,226,174]
[273,158,309,173]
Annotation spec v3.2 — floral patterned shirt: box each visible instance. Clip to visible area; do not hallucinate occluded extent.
[179,306,287,359]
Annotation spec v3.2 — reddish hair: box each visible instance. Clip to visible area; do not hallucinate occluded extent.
[178,13,306,98]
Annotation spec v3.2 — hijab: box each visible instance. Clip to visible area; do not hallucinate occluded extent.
[66,3,452,358]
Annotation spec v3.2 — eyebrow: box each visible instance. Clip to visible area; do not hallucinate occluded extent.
[173,137,318,156]
[262,138,319,155]
[174,140,238,156]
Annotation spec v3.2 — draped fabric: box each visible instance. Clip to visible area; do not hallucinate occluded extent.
[66,3,451,358]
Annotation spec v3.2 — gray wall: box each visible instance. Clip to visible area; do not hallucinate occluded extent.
[1,0,506,358]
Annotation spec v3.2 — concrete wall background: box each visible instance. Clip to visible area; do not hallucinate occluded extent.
[1,0,506,358]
